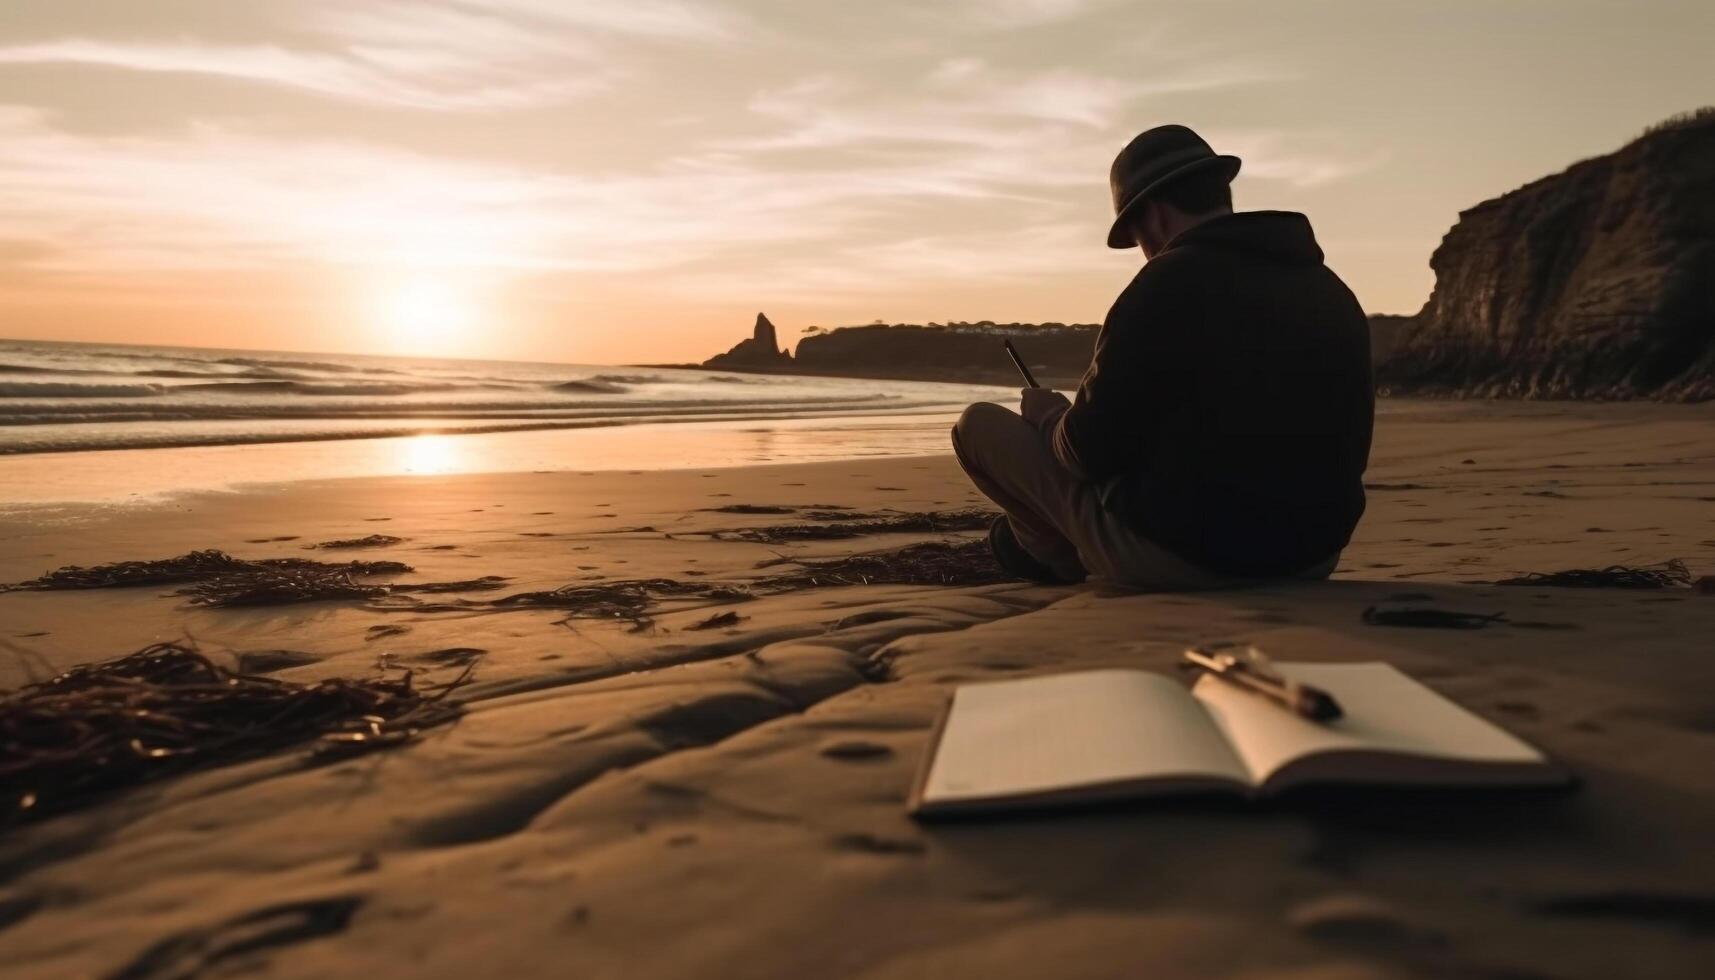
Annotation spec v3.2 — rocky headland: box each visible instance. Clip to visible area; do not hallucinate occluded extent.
[704,312,794,369]
[703,317,1101,387]
[1379,108,1715,401]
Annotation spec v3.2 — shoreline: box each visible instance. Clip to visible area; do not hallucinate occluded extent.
[0,411,980,509]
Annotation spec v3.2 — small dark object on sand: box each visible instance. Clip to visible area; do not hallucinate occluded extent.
[0,642,469,821]
[757,540,1008,590]
[1494,559,1691,589]
[685,611,746,631]
[1363,606,1508,630]
[705,504,796,515]
[306,534,405,549]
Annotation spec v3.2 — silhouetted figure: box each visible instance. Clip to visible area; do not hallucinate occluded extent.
[953,124,1374,588]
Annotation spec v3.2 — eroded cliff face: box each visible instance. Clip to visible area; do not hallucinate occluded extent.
[1379,110,1715,400]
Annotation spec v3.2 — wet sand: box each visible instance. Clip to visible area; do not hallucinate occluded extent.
[2,400,1714,979]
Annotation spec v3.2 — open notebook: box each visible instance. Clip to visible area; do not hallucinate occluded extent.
[909,662,1570,817]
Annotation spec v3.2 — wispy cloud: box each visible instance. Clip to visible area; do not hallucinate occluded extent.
[1210,129,1390,187]
[0,37,606,111]
[958,0,1115,29]
[0,0,1397,356]
[0,0,746,111]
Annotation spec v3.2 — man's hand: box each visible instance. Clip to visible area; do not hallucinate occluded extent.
[1020,387,1071,431]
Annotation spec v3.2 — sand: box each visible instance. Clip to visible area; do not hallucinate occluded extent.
[2,398,1714,979]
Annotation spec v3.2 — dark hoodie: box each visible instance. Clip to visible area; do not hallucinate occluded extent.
[1050,210,1374,577]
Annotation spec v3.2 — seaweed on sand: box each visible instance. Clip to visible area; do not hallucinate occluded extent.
[477,578,753,628]
[175,567,395,607]
[391,576,509,595]
[1,550,411,595]
[2,551,512,608]
[756,540,1008,590]
[1494,559,1692,589]
[369,578,755,630]
[685,611,746,631]
[719,508,998,544]
[306,535,405,549]
[0,642,470,822]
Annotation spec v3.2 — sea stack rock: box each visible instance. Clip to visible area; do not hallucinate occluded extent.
[705,312,792,368]
[1378,109,1715,400]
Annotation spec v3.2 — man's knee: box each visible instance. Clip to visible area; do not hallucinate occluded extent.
[953,401,1016,452]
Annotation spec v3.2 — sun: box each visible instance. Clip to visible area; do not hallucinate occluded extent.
[376,275,473,355]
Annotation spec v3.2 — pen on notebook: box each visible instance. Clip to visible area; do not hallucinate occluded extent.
[1181,646,1344,722]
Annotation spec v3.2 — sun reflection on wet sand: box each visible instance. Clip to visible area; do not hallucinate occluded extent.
[0,412,980,507]
[398,433,462,475]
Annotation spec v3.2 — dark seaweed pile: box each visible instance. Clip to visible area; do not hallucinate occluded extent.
[757,540,1008,589]
[0,550,413,607]
[718,508,997,544]
[0,643,469,822]
[1494,559,1691,589]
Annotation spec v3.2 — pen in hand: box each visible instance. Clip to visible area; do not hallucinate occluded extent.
[1002,339,1039,389]
[1182,645,1343,722]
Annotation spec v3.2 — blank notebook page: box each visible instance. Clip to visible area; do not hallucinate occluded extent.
[921,669,1247,805]
[1196,661,1549,783]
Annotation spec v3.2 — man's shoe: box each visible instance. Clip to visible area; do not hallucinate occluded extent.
[988,516,1077,585]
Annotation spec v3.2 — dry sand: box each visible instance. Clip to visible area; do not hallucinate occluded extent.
[2,399,1714,979]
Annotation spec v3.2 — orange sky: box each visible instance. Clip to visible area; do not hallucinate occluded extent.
[0,0,1710,364]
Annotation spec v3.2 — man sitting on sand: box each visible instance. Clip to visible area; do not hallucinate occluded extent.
[953,124,1374,589]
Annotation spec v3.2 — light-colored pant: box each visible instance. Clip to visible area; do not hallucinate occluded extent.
[951,401,1338,590]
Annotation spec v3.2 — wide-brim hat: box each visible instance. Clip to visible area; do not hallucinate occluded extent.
[1107,124,1241,248]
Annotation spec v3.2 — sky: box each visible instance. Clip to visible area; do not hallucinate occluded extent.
[0,1,1709,365]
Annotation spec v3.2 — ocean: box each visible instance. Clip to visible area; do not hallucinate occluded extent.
[0,339,1012,505]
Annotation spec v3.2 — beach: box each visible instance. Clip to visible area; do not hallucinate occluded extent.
[3,398,1715,979]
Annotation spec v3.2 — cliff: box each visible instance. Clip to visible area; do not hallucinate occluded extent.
[1378,109,1715,400]
[704,313,792,369]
